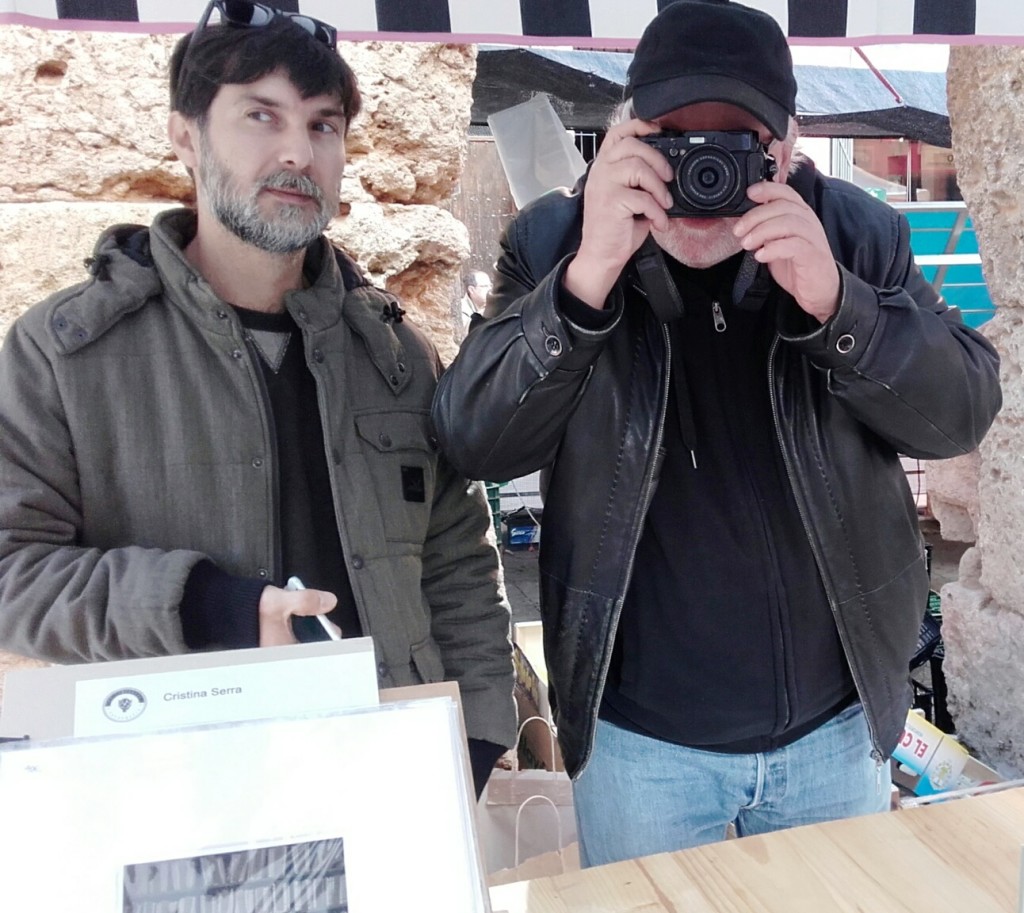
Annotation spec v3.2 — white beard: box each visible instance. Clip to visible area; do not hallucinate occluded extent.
[651,217,744,269]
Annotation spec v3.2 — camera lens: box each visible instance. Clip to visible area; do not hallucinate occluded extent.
[676,146,740,211]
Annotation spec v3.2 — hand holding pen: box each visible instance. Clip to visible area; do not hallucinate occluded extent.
[285,576,343,642]
[257,577,340,647]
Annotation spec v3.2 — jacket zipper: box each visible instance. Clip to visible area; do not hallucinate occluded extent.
[241,331,284,583]
[712,300,727,333]
[578,321,672,780]
[767,336,883,763]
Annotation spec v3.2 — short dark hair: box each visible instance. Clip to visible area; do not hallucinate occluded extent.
[169,18,361,129]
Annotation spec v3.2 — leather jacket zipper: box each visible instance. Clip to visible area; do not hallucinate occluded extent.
[712,300,727,333]
[767,336,883,763]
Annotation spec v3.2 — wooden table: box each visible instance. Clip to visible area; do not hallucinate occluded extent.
[490,786,1024,913]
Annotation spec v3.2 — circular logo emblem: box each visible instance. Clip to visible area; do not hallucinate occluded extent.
[102,688,147,723]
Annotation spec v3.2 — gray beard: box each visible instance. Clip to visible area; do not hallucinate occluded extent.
[651,218,744,269]
[197,136,334,254]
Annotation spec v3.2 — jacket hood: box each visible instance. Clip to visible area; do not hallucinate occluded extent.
[48,222,162,355]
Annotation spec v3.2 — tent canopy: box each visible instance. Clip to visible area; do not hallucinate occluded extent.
[473,47,950,146]
[2,0,1024,44]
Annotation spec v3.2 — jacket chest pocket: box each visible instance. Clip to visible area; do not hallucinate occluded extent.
[354,410,436,544]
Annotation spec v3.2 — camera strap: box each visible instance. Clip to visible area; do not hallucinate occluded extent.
[631,236,699,469]
[732,251,774,310]
[632,235,686,322]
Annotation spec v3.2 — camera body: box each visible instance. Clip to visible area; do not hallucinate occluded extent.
[640,130,778,218]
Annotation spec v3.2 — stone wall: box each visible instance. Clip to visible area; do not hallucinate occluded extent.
[0,27,475,689]
[940,45,1024,776]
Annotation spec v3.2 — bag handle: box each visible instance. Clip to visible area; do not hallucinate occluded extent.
[514,794,565,869]
[511,714,558,775]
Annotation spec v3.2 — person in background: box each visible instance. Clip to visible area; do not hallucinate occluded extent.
[0,0,515,797]
[461,268,493,332]
[432,0,1000,858]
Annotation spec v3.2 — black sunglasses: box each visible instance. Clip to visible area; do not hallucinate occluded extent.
[193,0,338,47]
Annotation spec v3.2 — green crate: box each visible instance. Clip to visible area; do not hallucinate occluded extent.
[484,481,502,540]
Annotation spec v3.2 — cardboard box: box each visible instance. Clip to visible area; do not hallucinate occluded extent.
[892,710,969,795]
[504,520,540,550]
[891,709,1003,798]
[503,507,542,551]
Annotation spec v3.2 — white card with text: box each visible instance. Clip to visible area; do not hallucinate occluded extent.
[72,638,379,737]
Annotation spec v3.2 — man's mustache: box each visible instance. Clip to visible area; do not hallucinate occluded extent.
[259,172,325,204]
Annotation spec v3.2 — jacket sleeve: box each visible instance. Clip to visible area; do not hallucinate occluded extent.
[433,198,623,482]
[420,439,517,750]
[778,191,1001,459]
[0,319,203,663]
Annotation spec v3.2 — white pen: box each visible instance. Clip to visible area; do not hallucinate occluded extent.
[285,575,342,641]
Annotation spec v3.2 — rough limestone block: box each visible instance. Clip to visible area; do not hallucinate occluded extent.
[943,45,1024,776]
[925,452,979,543]
[332,203,469,363]
[344,42,476,204]
[972,312,1024,614]
[941,550,1024,777]
[0,29,186,203]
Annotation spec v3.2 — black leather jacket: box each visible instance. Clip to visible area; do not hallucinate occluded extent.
[433,161,1001,778]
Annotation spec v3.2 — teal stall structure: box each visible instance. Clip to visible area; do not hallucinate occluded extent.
[897,203,995,329]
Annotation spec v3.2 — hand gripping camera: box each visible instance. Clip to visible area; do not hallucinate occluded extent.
[640,130,778,218]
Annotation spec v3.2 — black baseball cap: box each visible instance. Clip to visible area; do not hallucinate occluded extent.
[625,0,797,140]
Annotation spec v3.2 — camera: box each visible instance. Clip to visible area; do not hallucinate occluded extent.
[640,130,778,218]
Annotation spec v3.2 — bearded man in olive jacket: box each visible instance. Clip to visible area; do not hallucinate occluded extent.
[0,8,515,795]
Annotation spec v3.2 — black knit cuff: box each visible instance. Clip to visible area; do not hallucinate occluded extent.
[180,560,264,650]
[558,284,619,331]
[468,738,507,800]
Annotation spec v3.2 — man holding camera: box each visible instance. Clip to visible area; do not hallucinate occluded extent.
[433,0,1001,864]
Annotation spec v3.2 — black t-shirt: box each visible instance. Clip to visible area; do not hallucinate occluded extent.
[599,253,855,752]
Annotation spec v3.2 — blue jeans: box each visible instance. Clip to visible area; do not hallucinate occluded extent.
[573,702,891,867]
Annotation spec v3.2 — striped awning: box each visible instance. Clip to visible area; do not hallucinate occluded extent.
[2,0,1024,44]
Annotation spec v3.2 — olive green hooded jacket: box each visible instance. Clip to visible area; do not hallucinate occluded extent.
[0,209,516,750]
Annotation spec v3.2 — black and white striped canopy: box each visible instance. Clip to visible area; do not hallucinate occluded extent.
[2,0,1024,44]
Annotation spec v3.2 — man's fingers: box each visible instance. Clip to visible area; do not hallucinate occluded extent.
[603,117,666,144]
[614,191,672,232]
[610,161,675,208]
[598,136,675,183]
[287,589,338,616]
[259,586,337,620]
[734,196,811,237]
[258,586,339,648]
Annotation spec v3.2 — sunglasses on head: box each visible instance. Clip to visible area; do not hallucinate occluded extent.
[193,0,338,48]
